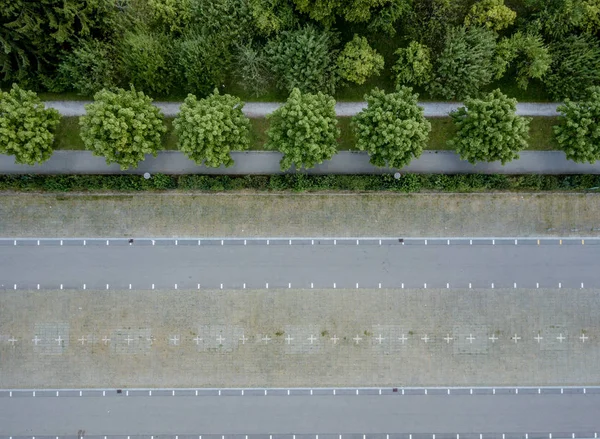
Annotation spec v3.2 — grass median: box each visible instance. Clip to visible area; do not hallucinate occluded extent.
[52,116,559,152]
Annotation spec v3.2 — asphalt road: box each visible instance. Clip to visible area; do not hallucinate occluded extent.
[4,151,600,175]
[1,393,599,435]
[1,238,599,290]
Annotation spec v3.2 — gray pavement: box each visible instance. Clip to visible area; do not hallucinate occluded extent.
[1,238,599,290]
[2,150,600,175]
[44,101,561,117]
[0,393,599,435]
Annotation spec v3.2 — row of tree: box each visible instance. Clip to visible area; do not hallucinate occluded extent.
[2,0,600,101]
[2,84,600,170]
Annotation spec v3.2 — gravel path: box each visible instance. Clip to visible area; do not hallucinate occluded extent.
[44,101,561,117]
[1,150,599,175]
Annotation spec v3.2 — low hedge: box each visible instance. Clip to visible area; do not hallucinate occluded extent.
[1,174,600,192]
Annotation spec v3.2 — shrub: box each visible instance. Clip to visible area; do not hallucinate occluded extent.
[393,41,433,88]
[55,39,118,96]
[428,25,498,100]
[336,35,384,85]
[79,87,166,170]
[544,35,600,101]
[120,31,177,95]
[0,84,60,165]
[173,90,250,167]
[265,25,338,94]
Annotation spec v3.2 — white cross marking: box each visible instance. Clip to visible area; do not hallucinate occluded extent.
[124,335,134,345]
[32,336,42,345]
[466,334,476,343]
[307,334,317,344]
[580,333,589,342]
[285,335,294,345]
[421,334,430,343]
[239,335,248,345]
[534,334,543,343]
[170,335,180,345]
[102,336,110,345]
[489,334,498,343]
[398,334,408,344]
[8,337,17,346]
[330,335,339,344]
[556,333,566,343]
[262,335,271,344]
[55,336,63,345]
[376,334,385,344]
[444,334,453,343]
[353,335,362,344]
[78,336,87,345]
[216,335,225,345]
[194,336,202,345]
[512,334,521,343]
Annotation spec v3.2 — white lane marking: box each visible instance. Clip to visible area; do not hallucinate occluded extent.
[424,283,427,288]
[469,283,472,289]
[536,283,539,288]
[334,239,337,245]
[401,283,404,289]
[311,283,314,289]
[37,284,39,290]
[334,283,336,289]
[243,283,246,289]
[289,283,292,289]
[514,283,517,288]
[379,283,382,289]
[515,239,518,245]
[447,283,450,288]
[559,282,562,288]
[152,284,155,290]
[447,239,450,245]
[129,284,132,290]
[220,284,223,290]
[59,284,62,290]
[106,284,109,290]
[492,239,495,245]
[582,282,584,288]
[425,239,427,245]
[37,240,40,246]
[266,283,268,289]
[491,283,494,288]
[175,240,178,246]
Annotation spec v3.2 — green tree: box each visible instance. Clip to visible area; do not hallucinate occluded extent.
[393,41,433,87]
[80,87,166,170]
[120,31,177,96]
[148,0,194,34]
[173,90,250,167]
[265,25,338,94]
[493,32,551,90]
[266,88,339,171]
[0,0,119,84]
[367,0,412,35]
[464,0,516,31]
[428,25,498,100]
[544,34,600,101]
[406,0,471,50]
[448,89,530,164]
[352,86,431,168]
[0,84,60,165]
[336,35,384,85]
[54,39,118,96]
[178,32,230,96]
[554,86,600,163]
[248,0,298,35]
[526,0,600,38]
[291,0,392,26]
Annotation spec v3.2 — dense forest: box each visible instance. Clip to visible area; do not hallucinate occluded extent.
[2,0,600,101]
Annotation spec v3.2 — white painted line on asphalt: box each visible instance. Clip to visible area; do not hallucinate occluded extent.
[152,284,155,290]
[106,284,109,290]
[424,283,427,288]
[560,239,563,245]
[220,284,223,290]
[515,239,518,245]
[219,390,221,395]
[175,240,178,246]
[290,240,292,245]
[402,283,404,289]
[470,240,472,245]
[583,239,585,245]
[448,388,450,394]
[514,283,517,288]
[243,283,246,289]
[267,240,270,245]
[538,388,541,394]
[425,239,428,245]
[470,389,473,395]
[312,240,315,245]
[197,284,199,290]
[106,240,109,246]
[152,240,155,246]
[559,282,562,288]
[492,283,494,288]
[311,283,314,289]
[37,284,39,290]
[356,283,359,289]
[334,239,337,245]
[334,283,336,289]
[311,389,313,395]
[83,284,86,290]
[60,240,63,246]
[536,282,539,288]
[493,239,495,245]
[129,284,132,290]
[33,391,35,397]
[516,388,519,394]
[221,240,223,246]
[266,283,268,289]
[37,240,39,246]
[447,283,449,288]
[379,239,381,245]
[582,282,584,288]
[59,284,62,290]
[244,240,247,245]
[379,283,382,289]
[357,239,359,245]
[13,240,16,246]
[425,389,428,395]
[561,388,564,394]
[102,391,104,396]
[469,283,472,289]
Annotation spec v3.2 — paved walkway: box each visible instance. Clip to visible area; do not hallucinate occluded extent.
[45,101,561,117]
[1,151,599,175]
